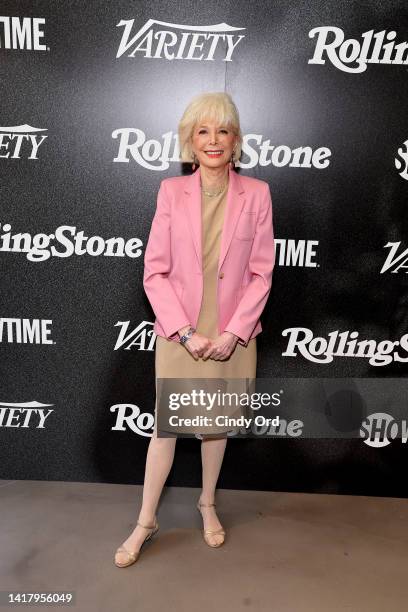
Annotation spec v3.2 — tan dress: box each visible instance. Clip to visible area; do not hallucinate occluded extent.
[155,180,257,438]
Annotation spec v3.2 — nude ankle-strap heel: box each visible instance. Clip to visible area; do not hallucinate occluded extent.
[114,518,159,568]
[196,501,226,548]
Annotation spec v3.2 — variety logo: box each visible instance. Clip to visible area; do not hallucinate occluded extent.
[395,140,408,180]
[112,129,332,171]
[111,403,154,437]
[0,16,47,51]
[0,401,54,428]
[0,125,48,159]
[0,318,53,344]
[380,242,408,274]
[0,223,143,262]
[116,18,245,61]
[114,321,156,351]
[360,412,408,447]
[282,328,408,366]
[309,27,408,73]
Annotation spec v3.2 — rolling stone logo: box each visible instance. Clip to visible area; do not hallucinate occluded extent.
[112,128,331,171]
[309,27,408,73]
[0,223,142,262]
[116,18,245,61]
[111,404,154,437]
[282,328,408,366]
[395,140,408,180]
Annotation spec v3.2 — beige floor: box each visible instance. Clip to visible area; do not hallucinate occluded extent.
[1,479,407,611]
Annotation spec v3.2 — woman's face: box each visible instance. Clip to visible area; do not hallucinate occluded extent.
[190,118,237,170]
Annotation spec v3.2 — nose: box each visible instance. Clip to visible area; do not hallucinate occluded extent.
[209,130,217,144]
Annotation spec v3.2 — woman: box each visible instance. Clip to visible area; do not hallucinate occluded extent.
[114,92,275,567]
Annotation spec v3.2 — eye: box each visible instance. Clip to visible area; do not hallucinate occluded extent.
[220,129,228,133]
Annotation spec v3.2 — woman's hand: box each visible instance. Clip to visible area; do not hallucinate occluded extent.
[183,331,212,361]
[202,332,239,361]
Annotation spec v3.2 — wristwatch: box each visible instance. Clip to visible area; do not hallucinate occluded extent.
[179,326,196,345]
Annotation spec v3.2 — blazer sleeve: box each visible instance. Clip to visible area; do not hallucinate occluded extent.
[224,182,275,346]
[143,180,191,339]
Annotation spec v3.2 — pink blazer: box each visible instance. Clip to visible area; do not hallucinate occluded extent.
[143,165,275,347]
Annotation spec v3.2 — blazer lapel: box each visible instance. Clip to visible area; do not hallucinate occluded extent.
[183,165,246,273]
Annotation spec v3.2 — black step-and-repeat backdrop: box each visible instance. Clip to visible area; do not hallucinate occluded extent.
[1,1,407,496]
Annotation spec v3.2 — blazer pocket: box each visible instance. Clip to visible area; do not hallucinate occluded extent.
[235,211,256,241]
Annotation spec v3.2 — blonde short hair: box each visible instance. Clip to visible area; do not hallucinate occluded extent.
[178,92,243,163]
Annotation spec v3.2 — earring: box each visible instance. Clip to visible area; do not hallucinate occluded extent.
[230,149,236,170]
[192,153,197,171]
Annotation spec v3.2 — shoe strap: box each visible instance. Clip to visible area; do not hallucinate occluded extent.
[117,545,137,561]
[198,502,216,507]
[137,519,157,530]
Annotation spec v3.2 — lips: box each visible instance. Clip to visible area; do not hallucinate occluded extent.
[205,150,224,157]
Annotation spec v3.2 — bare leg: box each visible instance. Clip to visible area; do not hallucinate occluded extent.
[198,434,228,546]
[115,419,177,564]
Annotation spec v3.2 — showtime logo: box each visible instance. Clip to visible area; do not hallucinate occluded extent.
[282,328,408,366]
[0,16,47,51]
[309,27,408,73]
[275,239,318,267]
[112,129,332,171]
[0,318,53,344]
[116,18,245,61]
[0,223,143,262]
[0,125,48,159]
[360,413,408,447]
